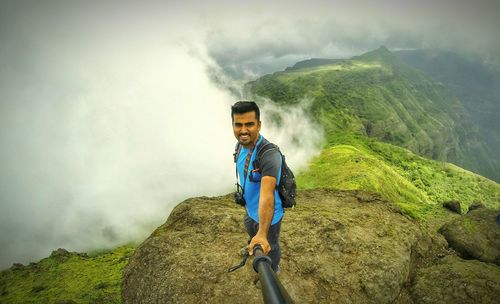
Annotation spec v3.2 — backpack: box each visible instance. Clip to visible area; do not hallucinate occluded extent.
[234,141,297,208]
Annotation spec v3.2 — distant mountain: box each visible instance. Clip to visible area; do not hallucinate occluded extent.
[246,46,499,182]
[394,49,500,181]
[284,58,344,71]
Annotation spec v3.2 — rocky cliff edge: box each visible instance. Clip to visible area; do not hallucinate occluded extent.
[122,189,500,303]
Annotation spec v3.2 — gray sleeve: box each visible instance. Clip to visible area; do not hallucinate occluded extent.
[260,148,282,179]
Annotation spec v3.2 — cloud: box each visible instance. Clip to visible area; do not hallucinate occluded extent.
[0,3,239,268]
[204,0,500,77]
[0,36,240,268]
[257,98,324,173]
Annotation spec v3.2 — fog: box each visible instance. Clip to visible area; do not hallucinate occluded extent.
[0,1,325,268]
[1,0,498,268]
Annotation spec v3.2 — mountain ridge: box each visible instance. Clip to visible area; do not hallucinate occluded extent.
[247,47,498,181]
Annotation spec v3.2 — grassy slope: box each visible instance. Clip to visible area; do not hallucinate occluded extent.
[394,49,500,181]
[248,47,495,180]
[297,134,499,221]
[0,245,135,304]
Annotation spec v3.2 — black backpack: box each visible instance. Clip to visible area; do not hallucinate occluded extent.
[234,141,297,208]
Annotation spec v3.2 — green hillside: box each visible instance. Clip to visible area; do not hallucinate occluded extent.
[395,49,500,181]
[247,46,496,181]
[0,246,135,304]
[296,134,499,221]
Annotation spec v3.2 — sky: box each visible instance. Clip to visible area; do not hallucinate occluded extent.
[0,0,499,268]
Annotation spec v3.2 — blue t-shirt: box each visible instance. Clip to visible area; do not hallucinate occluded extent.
[236,135,284,225]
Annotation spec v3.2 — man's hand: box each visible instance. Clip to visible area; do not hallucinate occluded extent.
[248,234,271,255]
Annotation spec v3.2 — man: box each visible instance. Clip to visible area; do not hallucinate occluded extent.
[231,101,283,273]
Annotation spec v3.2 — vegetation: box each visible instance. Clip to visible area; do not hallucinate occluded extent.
[248,46,497,181]
[0,245,135,304]
[296,133,499,220]
[395,49,500,181]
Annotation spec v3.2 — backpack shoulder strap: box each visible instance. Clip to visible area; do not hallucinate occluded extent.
[254,141,280,169]
[257,142,278,158]
[233,142,242,163]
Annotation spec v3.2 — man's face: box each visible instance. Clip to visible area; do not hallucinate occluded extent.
[232,111,261,148]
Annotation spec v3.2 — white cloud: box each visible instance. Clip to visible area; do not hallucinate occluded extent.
[0,9,239,267]
[258,99,325,173]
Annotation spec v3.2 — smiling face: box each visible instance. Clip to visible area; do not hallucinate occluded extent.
[232,111,261,148]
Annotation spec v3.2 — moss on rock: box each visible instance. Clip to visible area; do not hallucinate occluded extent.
[411,255,500,304]
[439,208,500,264]
[122,189,438,304]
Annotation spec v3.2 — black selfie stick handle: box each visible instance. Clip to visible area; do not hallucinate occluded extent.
[252,244,293,304]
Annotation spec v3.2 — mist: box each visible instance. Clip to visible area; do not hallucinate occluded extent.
[0,1,326,268]
[1,0,498,269]
[0,38,236,267]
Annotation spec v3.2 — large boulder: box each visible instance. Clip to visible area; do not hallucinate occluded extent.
[442,200,462,214]
[411,255,500,304]
[122,189,431,303]
[439,207,500,265]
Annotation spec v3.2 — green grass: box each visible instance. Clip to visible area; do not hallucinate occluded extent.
[365,137,499,208]
[0,245,135,304]
[297,144,430,218]
[248,47,498,181]
[297,134,499,220]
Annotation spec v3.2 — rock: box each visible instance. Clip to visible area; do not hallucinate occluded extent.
[49,248,88,262]
[10,263,24,271]
[122,189,427,304]
[411,255,500,304]
[442,200,461,214]
[467,201,484,213]
[352,190,382,203]
[50,248,71,261]
[439,208,500,265]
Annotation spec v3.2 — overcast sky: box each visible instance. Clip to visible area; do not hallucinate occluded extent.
[205,0,500,78]
[0,0,499,268]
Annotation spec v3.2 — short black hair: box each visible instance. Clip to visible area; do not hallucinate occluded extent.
[231,101,260,121]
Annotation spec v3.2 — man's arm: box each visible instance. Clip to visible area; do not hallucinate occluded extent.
[248,175,276,255]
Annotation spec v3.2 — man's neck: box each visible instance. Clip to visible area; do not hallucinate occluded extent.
[243,135,261,149]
